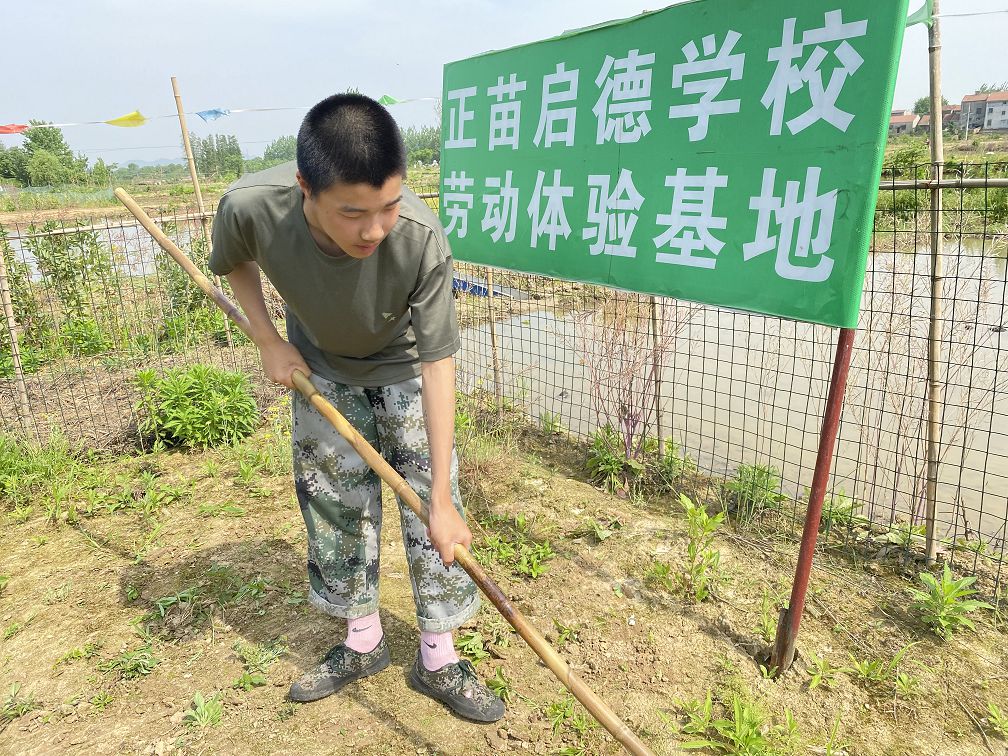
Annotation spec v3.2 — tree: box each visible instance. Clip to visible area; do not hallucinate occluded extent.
[913,95,949,115]
[189,132,243,178]
[26,149,73,186]
[0,144,28,184]
[400,125,441,164]
[263,135,297,164]
[976,82,1008,93]
[89,158,112,186]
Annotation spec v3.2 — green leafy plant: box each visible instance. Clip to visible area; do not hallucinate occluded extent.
[886,521,927,548]
[677,691,714,737]
[725,464,785,524]
[553,618,579,650]
[807,654,838,691]
[232,672,267,691]
[894,671,921,700]
[199,500,246,518]
[986,701,1008,739]
[233,638,287,675]
[183,691,223,728]
[586,424,643,495]
[681,494,724,602]
[539,411,562,434]
[456,631,490,663]
[486,667,515,704]
[1,683,38,731]
[135,365,258,448]
[89,691,114,711]
[646,560,676,593]
[818,488,866,536]
[909,563,993,638]
[99,643,159,680]
[653,438,696,489]
[756,589,778,644]
[55,642,102,669]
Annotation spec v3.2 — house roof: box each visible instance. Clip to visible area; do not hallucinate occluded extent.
[890,113,918,125]
[963,93,990,103]
[985,91,1008,102]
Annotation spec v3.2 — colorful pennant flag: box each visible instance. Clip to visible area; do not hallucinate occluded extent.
[0,124,29,134]
[104,110,148,127]
[196,108,230,122]
[378,95,399,106]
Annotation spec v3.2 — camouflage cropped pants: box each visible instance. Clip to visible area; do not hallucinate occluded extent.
[291,372,479,633]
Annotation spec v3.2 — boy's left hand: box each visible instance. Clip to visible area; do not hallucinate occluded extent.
[427,492,472,566]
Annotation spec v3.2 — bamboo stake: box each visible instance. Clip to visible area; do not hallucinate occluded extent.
[113,187,657,756]
[170,75,235,356]
[924,0,944,564]
[0,249,32,438]
[486,268,504,419]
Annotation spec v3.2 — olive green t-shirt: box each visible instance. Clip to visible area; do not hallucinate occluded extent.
[208,161,460,386]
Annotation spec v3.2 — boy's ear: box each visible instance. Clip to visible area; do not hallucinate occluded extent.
[295,170,312,198]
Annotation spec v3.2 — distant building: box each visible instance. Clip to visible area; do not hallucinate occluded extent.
[914,114,931,134]
[961,93,989,131]
[985,91,1008,130]
[889,112,919,136]
[960,92,1008,131]
[942,104,961,129]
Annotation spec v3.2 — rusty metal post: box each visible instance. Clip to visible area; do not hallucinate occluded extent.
[772,327,856,673]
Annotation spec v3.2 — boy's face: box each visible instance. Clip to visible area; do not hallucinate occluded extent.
[297,172,403,259]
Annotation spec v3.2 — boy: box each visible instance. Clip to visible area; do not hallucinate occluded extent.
[208,93,504,723]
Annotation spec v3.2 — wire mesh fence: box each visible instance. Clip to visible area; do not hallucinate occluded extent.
[0,167,1005,592]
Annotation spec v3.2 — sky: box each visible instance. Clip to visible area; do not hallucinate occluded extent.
[2,0,1007,166]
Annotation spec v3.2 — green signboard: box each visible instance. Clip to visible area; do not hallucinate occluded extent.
[439,0,909,327]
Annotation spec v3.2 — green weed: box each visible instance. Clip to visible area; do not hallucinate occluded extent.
[909,563,993,638]
[199,501,246,518]
[232,672,267,691]
[55,642,102,669]
[986,701,1008,739]
[886,521,927,548]
[99,644,159,680]
[183,691,223,728]
[233,638,287,675]
[807,655,838,691]
[756,590,778,644]
[487,667,515,704]
[682,494,724,602]
[646,560,676,593]
[135,365,259,448]
[725,464,785,524]
[539,411,562,434]
[1,683,38,730]
[553,618,579,650]
[456,631,490,663]
[89,691,114,711]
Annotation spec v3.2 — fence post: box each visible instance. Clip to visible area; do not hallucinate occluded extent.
[650,295,663,451]
[0,249,32,438]
[171,75,235,360]
[486,268,504,419]
[924,0,944,564]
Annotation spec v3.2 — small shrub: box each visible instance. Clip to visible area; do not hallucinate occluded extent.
[909,563,993,638]
[987,701,1008,739]
[59,317,111,357]
[135,365,258,448]
[99,644,159,679]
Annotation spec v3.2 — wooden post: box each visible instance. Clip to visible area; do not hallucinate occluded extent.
[486,268,504,419]
[924,0,944,564]
[170,75,235,356]
[650,295,663,451]
[0,248,32,437]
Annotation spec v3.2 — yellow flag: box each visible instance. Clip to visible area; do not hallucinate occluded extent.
[104,110,147,127]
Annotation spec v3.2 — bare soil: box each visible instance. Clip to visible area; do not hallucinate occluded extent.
[1,415,1007,756]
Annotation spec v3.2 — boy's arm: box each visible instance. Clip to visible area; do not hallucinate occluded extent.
[226,260,310,389]
[421,355,471,566]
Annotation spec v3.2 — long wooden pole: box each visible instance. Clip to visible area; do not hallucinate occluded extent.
[0,249,31,437]
[113,187,656,756]
[170,76,235,356]
[924,0,944,564]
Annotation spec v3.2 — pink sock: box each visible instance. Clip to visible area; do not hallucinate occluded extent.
[345,612,383,653]
[420,631,459,671]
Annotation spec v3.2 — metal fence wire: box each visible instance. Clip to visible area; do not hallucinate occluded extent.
[0,165,1005,593]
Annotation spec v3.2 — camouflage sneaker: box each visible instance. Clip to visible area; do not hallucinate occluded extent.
[408,653,505,723]
[288,638,390,703]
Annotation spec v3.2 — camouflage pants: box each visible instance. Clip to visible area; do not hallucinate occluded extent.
[292,372,479,633]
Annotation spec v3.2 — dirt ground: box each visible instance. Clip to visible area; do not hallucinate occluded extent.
[2,408,1007,756]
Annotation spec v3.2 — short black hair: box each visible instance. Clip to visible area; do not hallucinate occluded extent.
[296,93,406,193]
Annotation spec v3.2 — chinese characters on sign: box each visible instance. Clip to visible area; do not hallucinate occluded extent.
[441,2,908,327]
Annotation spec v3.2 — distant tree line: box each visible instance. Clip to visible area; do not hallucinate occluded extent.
[0,121,113,187]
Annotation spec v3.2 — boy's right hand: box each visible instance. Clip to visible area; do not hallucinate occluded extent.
[258,337,311,389]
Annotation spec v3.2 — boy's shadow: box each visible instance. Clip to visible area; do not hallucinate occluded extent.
[120,537,475,752]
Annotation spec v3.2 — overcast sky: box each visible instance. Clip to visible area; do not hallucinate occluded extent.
[3,1,1006,165]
